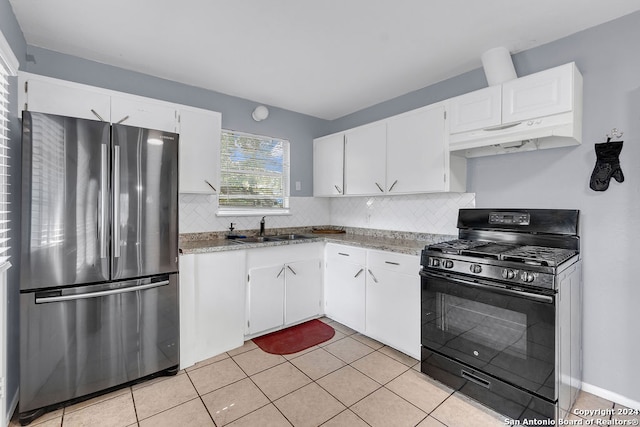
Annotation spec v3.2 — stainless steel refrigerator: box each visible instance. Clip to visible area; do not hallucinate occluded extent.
[19,111,180,424]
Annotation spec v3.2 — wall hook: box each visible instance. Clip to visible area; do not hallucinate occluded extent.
[606,128,624,141]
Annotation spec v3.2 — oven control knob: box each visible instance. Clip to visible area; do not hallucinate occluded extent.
[443,260,454,269]
[430,258,441,267]
[502,269,516,279]
[470,264,482,274]
[521,272,535,283]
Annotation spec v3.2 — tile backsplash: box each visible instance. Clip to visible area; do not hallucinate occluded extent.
[179,192,475,236]
[329,193,475,235]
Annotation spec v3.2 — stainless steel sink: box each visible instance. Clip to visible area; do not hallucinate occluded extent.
[267,234,313,241]
[230,234,313,244]
[230,236,269,244]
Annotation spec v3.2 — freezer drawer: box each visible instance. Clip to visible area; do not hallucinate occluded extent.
[19,274,179,417]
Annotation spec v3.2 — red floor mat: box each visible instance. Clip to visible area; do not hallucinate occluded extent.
[252,319,335,355]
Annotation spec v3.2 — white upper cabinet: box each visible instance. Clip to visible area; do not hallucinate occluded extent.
[111,95,177,133]
[386,103,449,193]
[313,133,345,196]
[177,108,222,194]
[448,62,582,157]
[501,62,576,124]
[344,121,387,195]
[449,86,501,134]
[22,77,111,122]
[19,73,222,193]
[316,100,466,196]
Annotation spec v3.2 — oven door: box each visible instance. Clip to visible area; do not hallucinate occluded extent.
[421,269,556,401]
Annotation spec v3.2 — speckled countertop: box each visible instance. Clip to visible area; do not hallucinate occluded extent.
[179,226,455,257]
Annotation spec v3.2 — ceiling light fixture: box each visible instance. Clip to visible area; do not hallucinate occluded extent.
[252,105,269,122]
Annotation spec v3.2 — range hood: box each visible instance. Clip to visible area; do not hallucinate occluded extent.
[449,55,583,158]
[449,110,582,158]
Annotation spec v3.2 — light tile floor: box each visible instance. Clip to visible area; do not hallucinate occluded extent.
[10,318,635,427]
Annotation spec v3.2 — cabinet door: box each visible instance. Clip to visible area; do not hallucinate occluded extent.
[248,265,285,335]
[25,78,111,122]
[502,63,575,124]
[448,86,501,133]
[344,121,387,195]
[324,258,366,333]
[111,95,177,132]
[285,259,322,325]
[313,133,345,196]
[366,252,420,359]
[194,251,246,361]
[386,104,447,193]
[179,254,197,369]
[178,108,222,194]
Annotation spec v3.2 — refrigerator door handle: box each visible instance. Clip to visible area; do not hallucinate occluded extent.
[113,145,121,258]
[35,280,170,304]
[99,144,109,258]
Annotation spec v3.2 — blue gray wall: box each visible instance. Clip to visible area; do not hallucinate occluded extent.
[322,11,640,407]
[0,0,25,420]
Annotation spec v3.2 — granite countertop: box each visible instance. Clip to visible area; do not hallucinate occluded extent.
[179,226,455,257]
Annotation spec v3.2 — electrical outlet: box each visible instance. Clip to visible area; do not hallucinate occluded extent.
[295,181,301,191]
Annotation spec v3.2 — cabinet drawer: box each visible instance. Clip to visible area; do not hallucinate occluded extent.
[325,244,366,265]
[367,250,419,276]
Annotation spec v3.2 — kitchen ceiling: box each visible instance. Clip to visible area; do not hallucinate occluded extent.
[8,0,640,120]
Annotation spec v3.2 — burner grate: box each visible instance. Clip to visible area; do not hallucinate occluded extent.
[427,240,489,254]
[500,246,578,267]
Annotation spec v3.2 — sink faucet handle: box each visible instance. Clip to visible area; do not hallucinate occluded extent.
[260,216,266,236]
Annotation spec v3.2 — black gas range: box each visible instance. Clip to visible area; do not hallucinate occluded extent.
[420,209,582,422]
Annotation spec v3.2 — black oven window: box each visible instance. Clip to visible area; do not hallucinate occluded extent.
[437,293,527,359]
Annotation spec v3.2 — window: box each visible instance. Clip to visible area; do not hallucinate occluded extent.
[0,33,17,264]
[219,129,290,213]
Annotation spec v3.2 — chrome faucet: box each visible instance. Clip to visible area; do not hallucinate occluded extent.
[259,216,266,236]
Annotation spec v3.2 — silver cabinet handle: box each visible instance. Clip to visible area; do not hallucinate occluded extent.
[483,122,521,132]
[354,268,364,278]
[367,269,378,283]
[276,266,285,278]
[204,179,217,192]
[334,185,342,194]
[113,145,121,258]
[388,180,398,192]
[91,109,105,122]
[375,182,384,192]
[115,115,130,125]
[36,280,170,304]
[287,265,297,275]
[99,144,108,258]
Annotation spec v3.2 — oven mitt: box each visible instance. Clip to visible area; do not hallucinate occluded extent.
[590,141,624,191]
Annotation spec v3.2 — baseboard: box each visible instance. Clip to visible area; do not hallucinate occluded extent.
[581,382,640,410]
[4,387,18,427]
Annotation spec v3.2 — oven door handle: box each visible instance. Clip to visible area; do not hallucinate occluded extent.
[421,271,554,304]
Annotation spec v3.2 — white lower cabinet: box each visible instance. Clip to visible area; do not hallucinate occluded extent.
[323,244,421,359]
[246,244,323,337]
[179,251,246,369]
[365,250,421,359]
[324,244,366,332]
[285,259,324,325]
[247,264,286,334]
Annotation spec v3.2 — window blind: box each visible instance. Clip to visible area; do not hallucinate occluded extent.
[219,130,290,211]
[0,63,10,262]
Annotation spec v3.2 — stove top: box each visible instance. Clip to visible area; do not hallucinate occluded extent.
[427,239,578,267]
[423,239,579,291]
